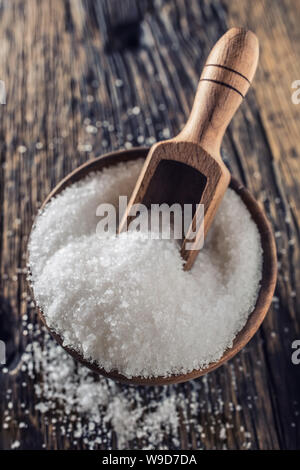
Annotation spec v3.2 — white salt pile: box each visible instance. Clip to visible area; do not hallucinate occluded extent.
[28,159,262,378]
[15,319,253,450]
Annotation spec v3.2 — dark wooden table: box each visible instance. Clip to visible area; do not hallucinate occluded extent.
[0,0,299,450]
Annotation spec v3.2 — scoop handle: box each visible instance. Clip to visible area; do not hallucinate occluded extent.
[176,28,259,160]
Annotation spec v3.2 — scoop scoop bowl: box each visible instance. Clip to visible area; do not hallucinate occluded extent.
[30,147,277,386]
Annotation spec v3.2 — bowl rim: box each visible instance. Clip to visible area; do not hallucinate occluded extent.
[29,147,277,386]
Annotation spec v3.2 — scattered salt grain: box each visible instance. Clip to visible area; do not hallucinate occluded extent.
[20,331,181,449]
[146,136,156,145]
[159,103,166,111]
[219,427,227,440]
[77,143,93,152]
[162,128,171,139]
[28,159,262,379]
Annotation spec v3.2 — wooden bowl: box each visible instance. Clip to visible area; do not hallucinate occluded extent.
[31,147,277,386]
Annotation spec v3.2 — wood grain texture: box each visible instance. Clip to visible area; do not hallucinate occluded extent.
[0,0,299,450]
[179,27,259,156]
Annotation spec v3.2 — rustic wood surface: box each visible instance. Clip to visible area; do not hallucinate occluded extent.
[0,0,299,450]
[36,150,277,389]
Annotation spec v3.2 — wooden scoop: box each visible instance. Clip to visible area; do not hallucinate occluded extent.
[119,28,259,270]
